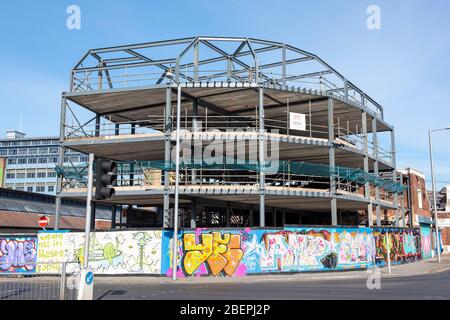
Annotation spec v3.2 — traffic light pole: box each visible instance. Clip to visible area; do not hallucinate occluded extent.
[83,153,94,269]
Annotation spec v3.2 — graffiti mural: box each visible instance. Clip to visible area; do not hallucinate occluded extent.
[36,230,163,275]
[162,227,375,277]
[0,236,37,273]
[182,232,244,276]
[0,226,425,276]
[373,227,421,265]
[420,225,432,259]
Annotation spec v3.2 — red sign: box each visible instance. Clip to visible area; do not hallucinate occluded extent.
[39,216,49,228]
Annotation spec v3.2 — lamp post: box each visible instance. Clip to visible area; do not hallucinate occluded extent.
[167,70,181,280]
[428,126,450,263]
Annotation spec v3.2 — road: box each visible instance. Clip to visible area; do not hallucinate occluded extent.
[93,271,450,300]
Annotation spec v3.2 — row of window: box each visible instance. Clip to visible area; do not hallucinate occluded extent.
[8,185,55,193]
[6,156,89,165]
[0,147,59,156]
[1,139,58,147]
[6,172,57,179]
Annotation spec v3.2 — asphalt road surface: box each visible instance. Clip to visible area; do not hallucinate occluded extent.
[93,271,450,300]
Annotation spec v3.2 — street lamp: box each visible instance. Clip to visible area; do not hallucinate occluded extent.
[428,126,450,263]
[166,70,181,280]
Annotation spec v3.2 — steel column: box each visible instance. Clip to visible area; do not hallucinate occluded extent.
[372,118,381,226]
[163,86,172,228]
[111,205,116,229]
[328,96,337,226]
[190,198,197,228]
[362,109,373,227]
[258,86,265,227]
[391,129,399,226]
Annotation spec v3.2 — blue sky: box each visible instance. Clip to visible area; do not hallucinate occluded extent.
[0,0,449,188]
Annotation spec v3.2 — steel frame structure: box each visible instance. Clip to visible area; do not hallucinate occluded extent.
[55,36,399,230]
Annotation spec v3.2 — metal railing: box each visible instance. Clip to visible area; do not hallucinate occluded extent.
[0,261,80,300]
[71,66,383,117]
[65,113,392,165]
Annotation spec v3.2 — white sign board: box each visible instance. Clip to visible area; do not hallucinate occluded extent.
[289,112,306,131]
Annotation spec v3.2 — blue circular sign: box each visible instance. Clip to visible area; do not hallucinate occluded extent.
[85,271,94,285]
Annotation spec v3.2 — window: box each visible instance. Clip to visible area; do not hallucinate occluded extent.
[8,149,17,155]
[27,186,33,192]
[39,147,48,154]
[50,157,58,163]
[418,189,423,209]
[18,149,27,155]
[1,141,10,146]
[16,173,25,179]
[38,158,48,164]
[18,158,27,164]
[47,185,55,192]
[47,171,56,178]
[21,140,30,146]
[28,158,37,164]
[27,172,36,178]
[6,173,15,179]
[7,158,17,165]
[37,172,47,178]
[28,148,38,155]
[49,147,58,154]
[0,150,7,156]
[31,140,41,146]
[36,186,46,192]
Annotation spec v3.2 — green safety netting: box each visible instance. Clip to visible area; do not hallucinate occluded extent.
[137,157,406,194]
[55,157,406,194]
[54,164,88,182]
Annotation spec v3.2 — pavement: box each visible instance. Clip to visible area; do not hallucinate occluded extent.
[1,255,449,300]
[92,254,450,300]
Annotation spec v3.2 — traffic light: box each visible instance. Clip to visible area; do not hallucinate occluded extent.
[95,159,117,200]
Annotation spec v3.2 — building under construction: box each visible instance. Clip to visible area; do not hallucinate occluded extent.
[55,36,404,230]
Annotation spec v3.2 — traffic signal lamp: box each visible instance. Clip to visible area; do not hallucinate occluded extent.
[95,159,117,200]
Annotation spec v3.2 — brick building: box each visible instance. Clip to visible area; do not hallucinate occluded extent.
[429,185,450,254]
